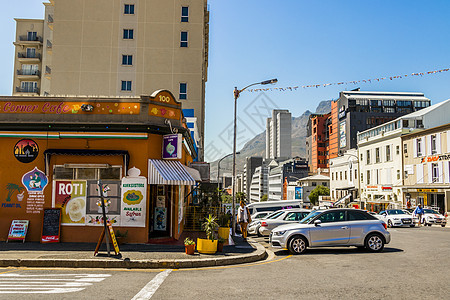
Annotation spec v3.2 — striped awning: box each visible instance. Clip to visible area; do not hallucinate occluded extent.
[148,159,195,185]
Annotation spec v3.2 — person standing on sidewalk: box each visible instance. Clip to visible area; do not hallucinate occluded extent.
[237,201,251,240]
[414,204,425,226]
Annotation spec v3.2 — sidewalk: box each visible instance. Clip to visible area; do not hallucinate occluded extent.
[0,236,266,269]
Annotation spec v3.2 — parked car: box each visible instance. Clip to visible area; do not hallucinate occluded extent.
[251,211,271,221]
[402,209,419,226]
[270,208,391,254]
[248,210,285,236]
[378,209,415,228]
[258,208,311,237]
[420,209,447,227]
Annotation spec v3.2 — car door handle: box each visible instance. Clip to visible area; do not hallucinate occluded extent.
[341,226,349,229]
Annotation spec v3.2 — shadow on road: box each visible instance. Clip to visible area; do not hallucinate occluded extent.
[272,246,403,256]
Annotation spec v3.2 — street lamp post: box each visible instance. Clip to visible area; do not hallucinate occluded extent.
[217,152,240,205]
[231,78,277,236]
[345,151,362,209]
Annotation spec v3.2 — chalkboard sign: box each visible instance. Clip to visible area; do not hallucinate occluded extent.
[41,208,61,243]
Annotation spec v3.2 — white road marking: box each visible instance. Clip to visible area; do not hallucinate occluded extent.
[0,273,110,294]
[131,269,172,300]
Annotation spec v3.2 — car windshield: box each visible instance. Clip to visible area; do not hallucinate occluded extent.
[299,211,322,224]
[387,210,406,215]
[423,209,439,214]
[402,210,412,215]
[267,211,284,219]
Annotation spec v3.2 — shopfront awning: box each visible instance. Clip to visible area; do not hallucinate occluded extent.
[148,159,195,185]
[183,165,202,182]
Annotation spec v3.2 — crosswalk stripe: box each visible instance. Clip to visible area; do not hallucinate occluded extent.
[132,269,172,300]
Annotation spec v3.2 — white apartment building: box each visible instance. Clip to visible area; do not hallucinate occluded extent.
[329,149,359,205]
[266,109,291,160]
[249,166,268,202]
[402,123,450,214]
[12,0,209,159]
[357,99,450,212]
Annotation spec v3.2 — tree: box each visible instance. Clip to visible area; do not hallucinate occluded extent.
[260,194,268,202]
[236,192,246,203]
[308,185,330,206]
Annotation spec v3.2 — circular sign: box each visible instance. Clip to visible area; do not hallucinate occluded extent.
[14,139,39,163]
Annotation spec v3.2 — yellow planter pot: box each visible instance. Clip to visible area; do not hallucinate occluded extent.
[218,227,230,241]
[196,238,217,254]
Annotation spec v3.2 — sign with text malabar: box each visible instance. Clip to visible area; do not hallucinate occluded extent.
[7,220,29,242]
[162,134,182,159]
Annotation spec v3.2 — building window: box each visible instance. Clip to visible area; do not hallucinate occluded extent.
[180,31,188,47]
[124,4,135,15]
[344,171,347,180]
[123,29,134,39]
[322,182,327,186]
[122,55,133,65]
[331,173,334,180]
[355,169,357,180]
[360,172,363,183]
[396,145,400,155]
[404,143,408,154]
[179,83,187,100]
[121,80,132,91]
[375,148,380,163]
[27,31,37,41]
[431,134,437,154]
[416,138,422,156]
[367,170,370,185]
[312,182,317,186]
[181,6,189,22]
[366,150,370,164]
[340,172,342,181]
[397,170,401,180]
[20,81,38,93]
[432,163,439,182]
[386,145,391,161]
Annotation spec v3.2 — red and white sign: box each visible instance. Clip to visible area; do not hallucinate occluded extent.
[7,220,29,242]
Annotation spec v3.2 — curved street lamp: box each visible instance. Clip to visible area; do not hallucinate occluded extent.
[217,151,240,202]
[231,78,278,236]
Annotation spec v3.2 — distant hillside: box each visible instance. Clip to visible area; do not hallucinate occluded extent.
[210,100,332,179]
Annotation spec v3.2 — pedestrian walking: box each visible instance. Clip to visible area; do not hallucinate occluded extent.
[414,204,425,226]
[237,201,251,240]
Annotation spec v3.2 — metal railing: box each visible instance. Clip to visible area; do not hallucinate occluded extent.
[18,52,41,59]
[17,70,41,77]
[16,87,40,94]
[19,35,43,43]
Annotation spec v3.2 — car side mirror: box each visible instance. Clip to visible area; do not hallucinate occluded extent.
[314,219,322,226]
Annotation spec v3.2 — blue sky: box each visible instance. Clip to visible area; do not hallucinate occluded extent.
[2,1,450,162]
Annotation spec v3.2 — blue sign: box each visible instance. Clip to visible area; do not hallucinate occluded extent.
[162,134,182,159]
[295,187,303,200]
[22,167,48,192]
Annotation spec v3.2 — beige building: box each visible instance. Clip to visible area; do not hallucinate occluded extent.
[402,123,450,215]
[12,0,209,159]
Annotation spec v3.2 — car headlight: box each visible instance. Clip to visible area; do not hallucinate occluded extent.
[393,218,400,220]
[274,230,287,236]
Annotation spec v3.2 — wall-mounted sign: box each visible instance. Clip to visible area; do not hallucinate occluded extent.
[420,154,450,163]
[162,134,182,159]
[120,175,147,228]
[339,121,347,148]
[7,220,29,242]
[295,187,303,200]
[417,189,438,193]
[381,185,393,191]
[14,139,39,163]
[22,167,48,214]
[53,180,87,225]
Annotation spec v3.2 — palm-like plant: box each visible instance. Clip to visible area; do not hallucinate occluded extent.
[202,214,219,241]
[6,183,25,202]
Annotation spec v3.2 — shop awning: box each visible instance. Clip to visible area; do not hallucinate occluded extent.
[148,159,195,185]
[44,149,130,175]
[183,165,202,182]
[333,193,352,206]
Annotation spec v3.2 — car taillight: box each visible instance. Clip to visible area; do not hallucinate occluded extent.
[261,221,268,227]
[382,222,387,230]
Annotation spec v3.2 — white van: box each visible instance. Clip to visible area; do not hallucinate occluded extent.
[247,200,302,215]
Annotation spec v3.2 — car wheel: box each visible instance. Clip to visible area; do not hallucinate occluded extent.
[428,224,432,227]
[441,225,446,227]
[410,225,415,228]
[365,233,385,252]
[288,236,308,255]
[256,226,262,237]
[387,220,393,228]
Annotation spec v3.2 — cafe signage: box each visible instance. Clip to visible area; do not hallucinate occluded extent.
[421,154,450,163]
[162,134,182,159]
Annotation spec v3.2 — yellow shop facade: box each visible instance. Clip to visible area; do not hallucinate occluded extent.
[0,90,198,243]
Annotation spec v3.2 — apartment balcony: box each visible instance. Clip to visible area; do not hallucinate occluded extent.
[17,52,41,63]
[17,70,41,80]
[45,66,52,79]
[47,15,54,30]
[47,40,53,54]
[15,87,40,94]
[17,35,43,44]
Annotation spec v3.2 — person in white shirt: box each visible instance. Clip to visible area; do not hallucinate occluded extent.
[237,201,251,240]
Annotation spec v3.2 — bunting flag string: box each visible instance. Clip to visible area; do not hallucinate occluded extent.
[246,68,450,93]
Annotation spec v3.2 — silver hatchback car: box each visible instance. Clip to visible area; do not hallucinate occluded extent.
[270,209,391,254]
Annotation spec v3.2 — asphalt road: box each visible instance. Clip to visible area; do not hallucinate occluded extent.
[1,226,449,299]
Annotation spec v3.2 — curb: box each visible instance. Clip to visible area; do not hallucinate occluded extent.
[0,242,267,269]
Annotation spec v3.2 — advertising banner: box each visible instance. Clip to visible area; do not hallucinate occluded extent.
[162,134,182,159]
[53,180,87,225]
[339,120,347,148]
[7,220,29,242]
[120,177,147,227]
[295,187,303,200]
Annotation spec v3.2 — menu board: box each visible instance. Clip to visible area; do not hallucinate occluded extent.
[7,220,29,242]
[41,208,61,243]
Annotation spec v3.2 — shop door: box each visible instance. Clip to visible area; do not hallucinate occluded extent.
[149,185,172,238]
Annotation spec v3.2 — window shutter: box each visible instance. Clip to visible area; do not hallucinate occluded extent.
[447,131,450,154]
[427,163,432,183]
[438,161,443,183]
[421,137,426,156]
[413,139,417,158]
[436,133,441,154]
[426,135,432,156]
[445,162,450,184]
[416,164,424,184]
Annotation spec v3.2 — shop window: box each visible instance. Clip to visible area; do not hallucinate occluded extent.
[53,165,122,180]
[181,6,189,22]
[124,4,135,15]
[180,31,188,47]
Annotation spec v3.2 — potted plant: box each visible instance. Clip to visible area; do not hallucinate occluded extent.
[217,236,226,252]
[217,214,230,241]
[196,214,219,254]
[184,237,196,255]
[115,230,128,245]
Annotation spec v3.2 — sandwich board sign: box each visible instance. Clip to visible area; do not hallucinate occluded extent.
[7,220,29,243]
